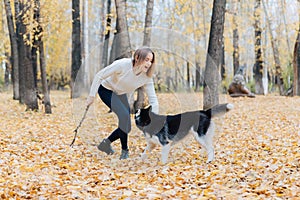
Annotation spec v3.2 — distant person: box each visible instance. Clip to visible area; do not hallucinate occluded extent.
[86,47,159,160]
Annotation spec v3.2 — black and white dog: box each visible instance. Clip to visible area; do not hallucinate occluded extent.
[135,103,233,164]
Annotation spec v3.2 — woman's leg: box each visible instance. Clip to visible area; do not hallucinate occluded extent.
[98,85,131,151]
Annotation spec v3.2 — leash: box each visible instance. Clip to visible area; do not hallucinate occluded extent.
[70,105,90,147]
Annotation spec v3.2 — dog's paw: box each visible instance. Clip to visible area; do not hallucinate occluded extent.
[206,159,213,164]
[161,158,168,165]
[159,160,168,165]
[141,153,147,160]
[207,150,214,164]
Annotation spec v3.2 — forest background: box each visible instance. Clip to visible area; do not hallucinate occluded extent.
[0,0,300,107]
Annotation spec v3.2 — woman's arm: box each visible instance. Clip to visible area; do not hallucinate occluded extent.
[144,80,159,114]
[89,60,122,97]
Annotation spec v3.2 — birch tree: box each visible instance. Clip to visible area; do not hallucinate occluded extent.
[262,0,284,95]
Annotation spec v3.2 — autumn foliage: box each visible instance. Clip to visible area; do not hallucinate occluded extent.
[0,91,299,199]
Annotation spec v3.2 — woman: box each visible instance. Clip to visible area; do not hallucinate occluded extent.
[86,47,159,159]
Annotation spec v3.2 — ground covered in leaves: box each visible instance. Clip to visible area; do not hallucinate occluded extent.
[0,91,299,199]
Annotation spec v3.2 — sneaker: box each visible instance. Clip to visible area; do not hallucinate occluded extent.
[120,149,129,160]
[97,139,115,155]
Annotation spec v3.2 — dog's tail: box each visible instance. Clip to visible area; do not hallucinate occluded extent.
[206,103,234,118]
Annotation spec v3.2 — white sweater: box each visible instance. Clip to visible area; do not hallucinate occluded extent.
[89,58,159,113]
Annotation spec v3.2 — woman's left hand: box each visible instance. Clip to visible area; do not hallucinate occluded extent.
[86,96,95,106]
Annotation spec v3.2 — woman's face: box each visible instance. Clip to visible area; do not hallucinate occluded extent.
[136,52,153,73]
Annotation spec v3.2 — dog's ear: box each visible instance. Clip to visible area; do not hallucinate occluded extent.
[145,105,152,111]
[135,109,141,115]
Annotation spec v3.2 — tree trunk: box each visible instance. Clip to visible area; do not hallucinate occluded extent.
[143,0,154,46]
[134,0,155,112]
[22,0,38,111]
[24,41,38,111]
[221,44,225,81]
[18,4,38,113]
[32,44,38,89]
[195,62,202,91]
[203,0,226,110]
[15,0,26,104]
[71,0,82,98]
[200,0,208,91]
[280,0,292,59]
[189,3,202,92]
[102,0,112,67]
[187,61,191,91]
[253,0,264,95]
[232,1,240,74]
[109,19,118,64]
[34,0,51,113]
[82,0,89,89]
[4,0,19,99]
[262,0,284,95]
[4,51,10,88]
[110,0,131,62]
[174,66,178,91]
[293,14,300,96]
[39,42,52,113]
[201,0,208,50]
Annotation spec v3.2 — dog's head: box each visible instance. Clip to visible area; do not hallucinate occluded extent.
[135,105,152,127]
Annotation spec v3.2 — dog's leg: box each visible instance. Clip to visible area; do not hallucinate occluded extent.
[205,122,215,163]
[194,135,208,151]
[161,144,171,164]
[194,131,214,163]
[141,140,155,160]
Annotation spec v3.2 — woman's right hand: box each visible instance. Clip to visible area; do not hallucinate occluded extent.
[86,96,95,106]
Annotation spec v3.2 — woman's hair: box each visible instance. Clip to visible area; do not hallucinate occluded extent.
[132,47,155,77]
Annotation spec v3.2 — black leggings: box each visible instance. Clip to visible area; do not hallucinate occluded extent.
[98,85,131,150]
